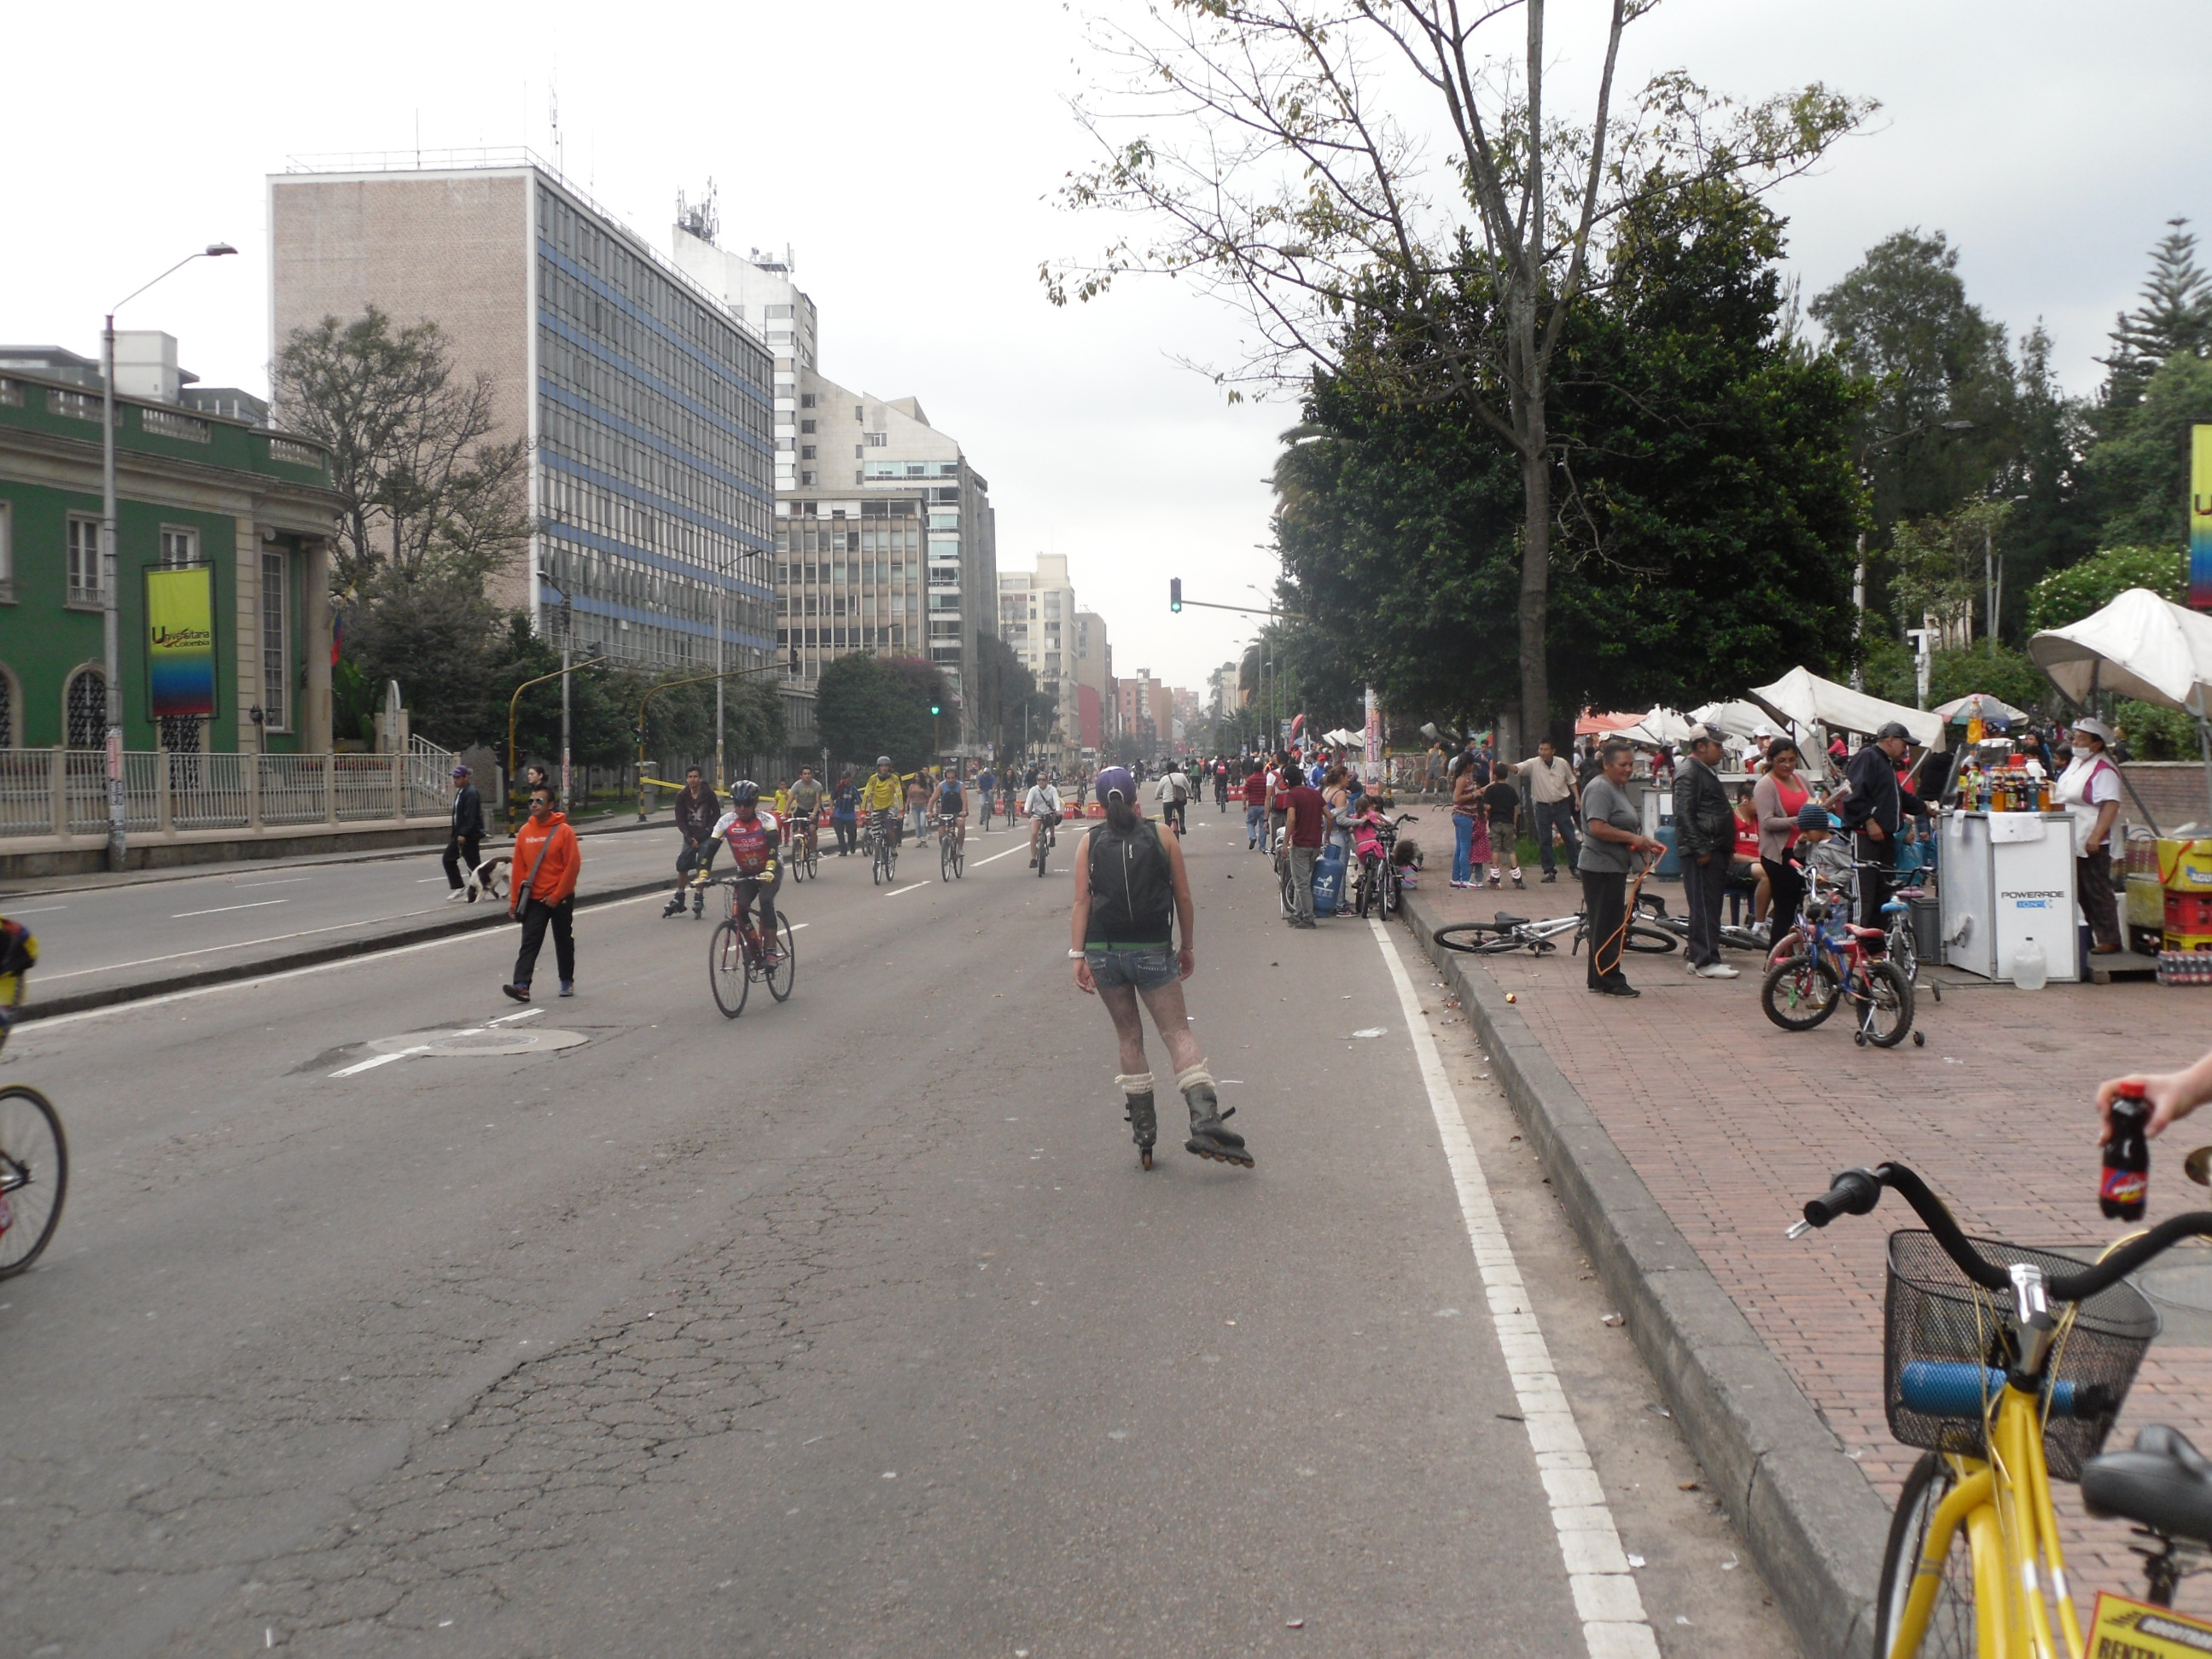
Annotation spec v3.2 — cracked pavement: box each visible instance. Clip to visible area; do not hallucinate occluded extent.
[0,821,1793,1655]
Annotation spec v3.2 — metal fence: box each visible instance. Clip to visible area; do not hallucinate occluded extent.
[0,750,457,841]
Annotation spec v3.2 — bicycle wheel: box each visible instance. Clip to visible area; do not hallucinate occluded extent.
[1889,920,1919,985]
[806,840,819,880]
[1874,1452,1976,1659]
[1761,953,1840,1031]
[0,1086,67,1278]
[709,920,749,1018]
[764,917,796,1002]
[941,839,954,882]
[1433,923,1525,955]
[952,841,964,879]
[1036,837,1049,878]
[1861,958,1915,1049]
[1623,923,1679,954]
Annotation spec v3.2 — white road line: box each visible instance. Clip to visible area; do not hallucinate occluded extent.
[171,899,290,919]
[881,882,928,898]
[1368,916,1656,1659]
[232,878,309,888]
[486,1007,544,1026]
[329,1047,425,1078]
[970,845,1026,867]
[9,905,67,915]
[40,910,445,980]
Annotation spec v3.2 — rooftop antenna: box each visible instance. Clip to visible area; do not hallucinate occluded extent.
[549,84,562,176]
[676,178,719,245]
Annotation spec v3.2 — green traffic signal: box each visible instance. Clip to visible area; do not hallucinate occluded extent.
[930,704,941,716]
[1169,578,1183,613]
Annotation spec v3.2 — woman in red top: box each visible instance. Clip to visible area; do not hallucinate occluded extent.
[1750,740,1813,944]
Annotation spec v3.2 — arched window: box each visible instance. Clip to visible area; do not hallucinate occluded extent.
[65,667,106,749]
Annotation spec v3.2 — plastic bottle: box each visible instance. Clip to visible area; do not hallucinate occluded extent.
[2103,1083,2151,1220]
[2013,938,2048,992]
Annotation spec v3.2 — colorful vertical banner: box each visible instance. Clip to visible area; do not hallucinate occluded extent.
[2192,423,2212,609]
[145,566,217,719]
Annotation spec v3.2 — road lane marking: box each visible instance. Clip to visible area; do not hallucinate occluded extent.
[970,845,1026,867]
[233,878,309,888]
[9,905,67,915]
[329,1047,427,1077]
[171,899,290,918]
[1368,917,1656,1658]
[40,911,447,979]
[486,1007,544,1026]
[881,882,928,898]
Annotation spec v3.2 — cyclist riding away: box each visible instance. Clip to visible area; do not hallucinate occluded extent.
[1027,773,1064,869]
[976,764,997,831]
[1155,761,1190,835]
[859,755,904,851]
[700,781,783,963]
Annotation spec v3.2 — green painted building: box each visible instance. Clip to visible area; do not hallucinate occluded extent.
[0,360,341,755]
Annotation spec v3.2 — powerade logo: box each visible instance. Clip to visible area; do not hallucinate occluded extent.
[2007,888,2064,911]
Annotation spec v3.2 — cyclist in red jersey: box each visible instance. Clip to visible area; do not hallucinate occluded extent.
[699,781,783,959]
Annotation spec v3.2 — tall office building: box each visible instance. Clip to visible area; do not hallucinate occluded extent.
[269,155,783,702]
[669,218,818,498]
[774,369,996,745]
[1073,609,1113,754]
[997,555,1081,761]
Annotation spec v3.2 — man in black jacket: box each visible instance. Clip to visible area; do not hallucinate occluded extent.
[667,766,719,918]
[442,765,484,901]
[1671,725,1738,978]
[1837,722,1930,937]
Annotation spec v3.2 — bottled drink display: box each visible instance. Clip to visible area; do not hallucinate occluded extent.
[2103,1083,2151,1220]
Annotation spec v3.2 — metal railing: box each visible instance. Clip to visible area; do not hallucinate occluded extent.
[0,750,459,841]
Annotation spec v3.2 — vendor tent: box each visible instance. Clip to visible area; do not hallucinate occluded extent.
[2028,585,2212,823]
[1575,710,1644,736]
[1749,667,1945,749]
[1616,707,1694,746]
[1689,701,1771,741]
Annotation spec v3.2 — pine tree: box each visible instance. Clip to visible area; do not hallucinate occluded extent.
[2099,218,2212,407]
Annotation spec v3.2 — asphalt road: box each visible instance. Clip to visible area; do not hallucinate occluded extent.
[0,809,1795,1656]
[7,828,671,996]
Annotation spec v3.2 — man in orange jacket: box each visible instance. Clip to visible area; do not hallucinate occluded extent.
[504,785,581,1001]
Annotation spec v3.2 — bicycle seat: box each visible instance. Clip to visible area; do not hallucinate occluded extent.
[1845,924,1886,940]
[2083,1425,2212,1546]
[1493,912,1530,928]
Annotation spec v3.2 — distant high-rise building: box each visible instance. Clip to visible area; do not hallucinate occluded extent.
[1073,609,1112,754]
[269,155,786,720]
[998,555,1084,762]
[775,370,997,745]
[669,224,818,498]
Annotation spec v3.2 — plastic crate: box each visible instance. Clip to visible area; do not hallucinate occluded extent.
[1884,1231,2156,1481]
[2168,893,2212,933]
[2164,931,2212,954]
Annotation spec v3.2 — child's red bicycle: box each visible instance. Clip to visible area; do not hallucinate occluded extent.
[1760,893,1920,1048]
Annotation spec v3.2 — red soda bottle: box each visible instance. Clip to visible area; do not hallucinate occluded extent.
[2102,1083,2151,1220]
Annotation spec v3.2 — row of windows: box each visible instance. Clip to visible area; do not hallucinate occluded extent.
[540,535,775,663]
[538,463,769,587]
[776,522,918,558]
[778,592,916,618]
[781,626,907,649]
[538,327,768,493]
[538,189,766,385]
[778,562,912,587]
[538,346,771,532]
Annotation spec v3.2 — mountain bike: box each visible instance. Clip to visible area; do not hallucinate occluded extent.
[1791,1160,2212,1656]
[1353,812,1420,921]
[1033,813,1058,878]
[0,927,67,1278]
[1761,894,1918,1047]
[786,812,819,882]
[701,877,795,1018]
[869,809,899,887]
[934,813,964,881]
[1435,907,1678,958]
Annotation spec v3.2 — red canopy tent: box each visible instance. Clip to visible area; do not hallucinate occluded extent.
[1574,710,1643,736]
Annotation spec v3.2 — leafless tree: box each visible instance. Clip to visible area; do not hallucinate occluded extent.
[1046,0,1869,750]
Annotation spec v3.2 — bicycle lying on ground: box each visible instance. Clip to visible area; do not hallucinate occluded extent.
[699,876,795,1018]
[0,925,67,1278]
[1435,907,1679,958]
[1792,1160,2212,1656]
[1635,891,1767,954]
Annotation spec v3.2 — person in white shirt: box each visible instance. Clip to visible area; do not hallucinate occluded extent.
[1154,764,1190,835]
[2058,717,2124,954]
[1026,777,1064,868]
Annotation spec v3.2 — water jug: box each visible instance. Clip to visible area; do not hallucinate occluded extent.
[2012,938,2048,992]
[1312,843,1347,917]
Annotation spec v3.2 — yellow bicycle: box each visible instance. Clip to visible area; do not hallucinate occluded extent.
[1794,1162,2212,1658]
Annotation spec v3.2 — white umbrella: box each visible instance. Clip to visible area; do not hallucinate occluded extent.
[1749,667,1944,748]
[2029,585,2212,822]
[1932,692,2029,725]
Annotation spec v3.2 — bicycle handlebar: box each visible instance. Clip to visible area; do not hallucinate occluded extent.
[1794,1161,2212,1302]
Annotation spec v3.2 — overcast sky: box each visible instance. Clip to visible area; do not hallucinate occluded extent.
[6,1,2204,696]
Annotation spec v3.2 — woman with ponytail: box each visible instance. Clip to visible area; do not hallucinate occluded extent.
[1068,766,1253,1170]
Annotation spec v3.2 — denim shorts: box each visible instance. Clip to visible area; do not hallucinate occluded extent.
[1085,946,1179,992]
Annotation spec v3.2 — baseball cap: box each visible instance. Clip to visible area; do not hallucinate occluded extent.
[2070,716,2115,744]
[1095,766,1135,801]
[1875,721,1912,742]
[451,764,471,778]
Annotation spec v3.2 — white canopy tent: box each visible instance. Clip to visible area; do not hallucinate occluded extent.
[1689,700,1772,742]
[1749,667,1945,749]
[1614,706,1695,747]
[1932,692,2029,725]
[2028,586,2212,824]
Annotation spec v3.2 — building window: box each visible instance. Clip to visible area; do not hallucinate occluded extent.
[800,470,817,486]
[800,445,817,460]
[67,516,102,606]
[66,667,106,748]
[800,419,816,434]
[800,393,815,409]
[261,552,288,731]
[864,432,888,447]
[160,527,200,568]
[766,304,794,319]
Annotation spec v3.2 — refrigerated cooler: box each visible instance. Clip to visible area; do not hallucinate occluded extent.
[1937,811,2079,984]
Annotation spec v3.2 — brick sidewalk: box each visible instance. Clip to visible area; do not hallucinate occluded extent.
[1406,870,2212,1612]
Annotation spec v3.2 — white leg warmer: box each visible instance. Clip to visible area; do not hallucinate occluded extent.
[1115,1073,1155,1096]
[1174,1062,1214,1092]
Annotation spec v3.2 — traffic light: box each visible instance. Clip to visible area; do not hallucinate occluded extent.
[930,704,941,716]
[1169,578,1183,613]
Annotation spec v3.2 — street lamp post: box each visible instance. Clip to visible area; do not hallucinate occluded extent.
[101,242,237,870]
[536,566,575,803]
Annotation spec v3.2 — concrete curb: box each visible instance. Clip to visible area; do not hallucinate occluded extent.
[1398,888,1889,1659]
[17,878,670,1022]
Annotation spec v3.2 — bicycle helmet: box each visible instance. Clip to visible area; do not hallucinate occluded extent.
[876,754,893,766]
[730,780,761,806]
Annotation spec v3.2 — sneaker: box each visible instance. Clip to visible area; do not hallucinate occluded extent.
[1450,879,1473,889]
[558,981,574,998]
[1695,962,1741,980]
[1594,981,1641,998]
[1750,922,1772,944]
[502,983,531,1002]
[446,888,469,903]
[1541,872,1557,884]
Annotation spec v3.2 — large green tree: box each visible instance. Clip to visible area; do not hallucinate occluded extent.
[813,654,949,771]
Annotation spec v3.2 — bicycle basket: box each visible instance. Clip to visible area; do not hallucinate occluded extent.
[1883,1231,2159,1481]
